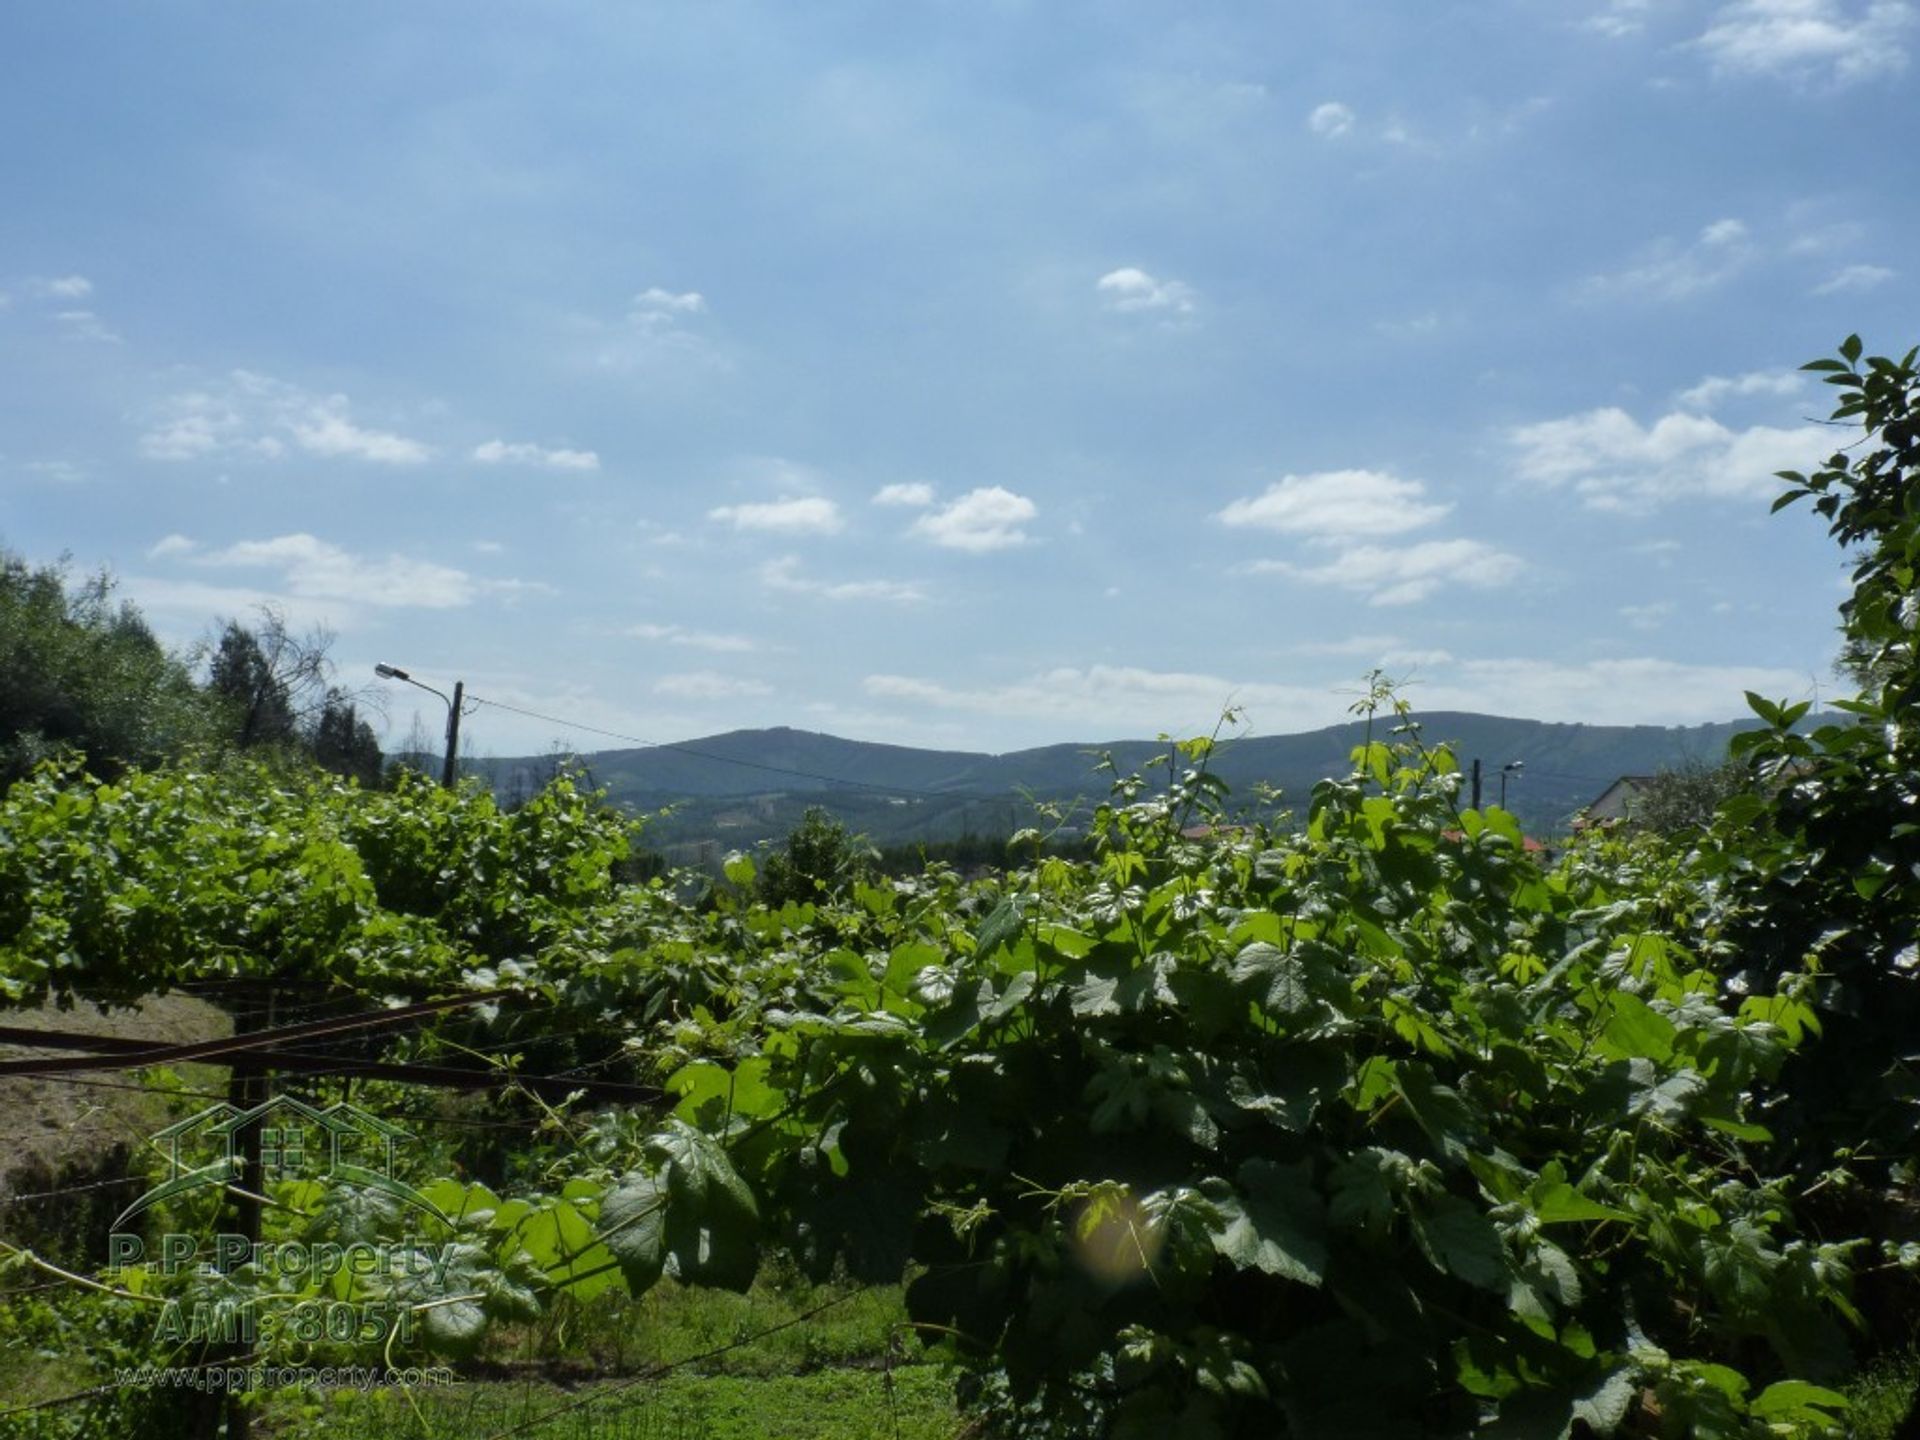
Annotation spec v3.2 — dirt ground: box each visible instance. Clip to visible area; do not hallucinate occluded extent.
[0,992,232,1198]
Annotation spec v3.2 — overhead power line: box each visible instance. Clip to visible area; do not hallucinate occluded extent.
[0,1022,659,1105]
[0,1072,571,1133]
[0,990,511,1078]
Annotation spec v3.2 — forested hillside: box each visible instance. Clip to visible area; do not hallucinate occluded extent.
[471,712,1757,849]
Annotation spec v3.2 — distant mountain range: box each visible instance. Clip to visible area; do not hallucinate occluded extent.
[463,711,1757,856]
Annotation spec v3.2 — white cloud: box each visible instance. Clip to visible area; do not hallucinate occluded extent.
[1292,634,1406,657]
[1375,311,1443,338]
[1292,635,1456,668]
[179,533,526,609]
[872,482,936,507]
[866,665,1342,735]
[31,275,92,299]
[1619,601,1676,630]
[23,459,85,484]
[1307,101,1355,138]
[291,410,432,464]
[55,310,121,343]
[1378,647,1456,669]
[1676,369,1804,409]
[627,622,756,653]
[909,486,1039,552]
[1786,217,1867,255]
[1419,657,1810,726]
[1585,0,1655,36]
[147,533,198,559]
[653,671,772,700]
[1245,538,1525,606]
[140,372,432,465]
[1695,0,1914,84]
[1097,267,1197,316]
[140,402,281,461]
[867,654,1797,735]
[1812,262,1895,294]
[708,496,843,534]
[631,287,707,326]
[1509,403,1828,510]
[1583,218,1753,301]
[1218,469,1510,605]
[583,287,719,373]
[472,439,600,471]
[1215,470,1449,540]
[122,576,346,633]
[761,556,924,603]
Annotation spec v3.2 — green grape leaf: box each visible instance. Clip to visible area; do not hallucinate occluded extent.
[1412,1193,1510,1292]
[599,1170,669,1293]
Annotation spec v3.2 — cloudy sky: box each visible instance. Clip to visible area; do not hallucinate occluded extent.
[4,1,1916,756]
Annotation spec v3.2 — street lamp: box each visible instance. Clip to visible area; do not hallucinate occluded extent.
[374,664,464,789]
[1499,760,1524,810]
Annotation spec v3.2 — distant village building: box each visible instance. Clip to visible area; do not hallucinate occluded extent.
[1440,829,1553,862]
[1577,775,1655,829]
[1179,823,1247,842]
[662,838,724,871]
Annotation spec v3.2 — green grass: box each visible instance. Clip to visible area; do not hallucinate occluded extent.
[262,1368,959,1440]
[1845,1345,1920,1440]
[0,1342,95,1416]
[500,1266,918,1379]
[246,1261,963,1439]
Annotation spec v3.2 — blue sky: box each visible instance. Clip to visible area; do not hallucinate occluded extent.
[3,0,1915,756]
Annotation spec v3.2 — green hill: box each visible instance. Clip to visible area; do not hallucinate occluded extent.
[465,711,1758,855]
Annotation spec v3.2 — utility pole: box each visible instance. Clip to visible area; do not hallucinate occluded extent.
[1500,760,1524,810]
[1470,758,1482,809]
[442,680,464,789]
[375,665,465,790]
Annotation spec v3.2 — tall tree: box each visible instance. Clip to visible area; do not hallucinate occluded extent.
[308,688,384,786]
[756,806,876,908]
[208,622,296,748]
[0,549,214,784]
[206,608,341,750]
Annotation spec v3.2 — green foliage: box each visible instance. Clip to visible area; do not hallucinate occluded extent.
[0,720,1871,1436]
[690,732,1856,1437]
[0,560,386,793]
[1627,759,1753,839]
[0,761,636,1006]
[0,551,214,785]
[0,1283,198,1439]
[260,1367,958,1440]
[9,334,1920,1436]
[308,688,383,787]
[754,807,876,910]
[208,619,299,749]
[1699,340,1920,1176]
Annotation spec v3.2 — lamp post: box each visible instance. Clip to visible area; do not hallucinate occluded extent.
[374,664,464,789]
[1499,760,1524,810]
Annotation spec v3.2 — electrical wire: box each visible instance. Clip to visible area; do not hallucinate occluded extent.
[0,1071,615,1132]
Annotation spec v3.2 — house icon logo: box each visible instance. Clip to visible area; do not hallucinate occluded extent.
[113,1094,449,1231]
